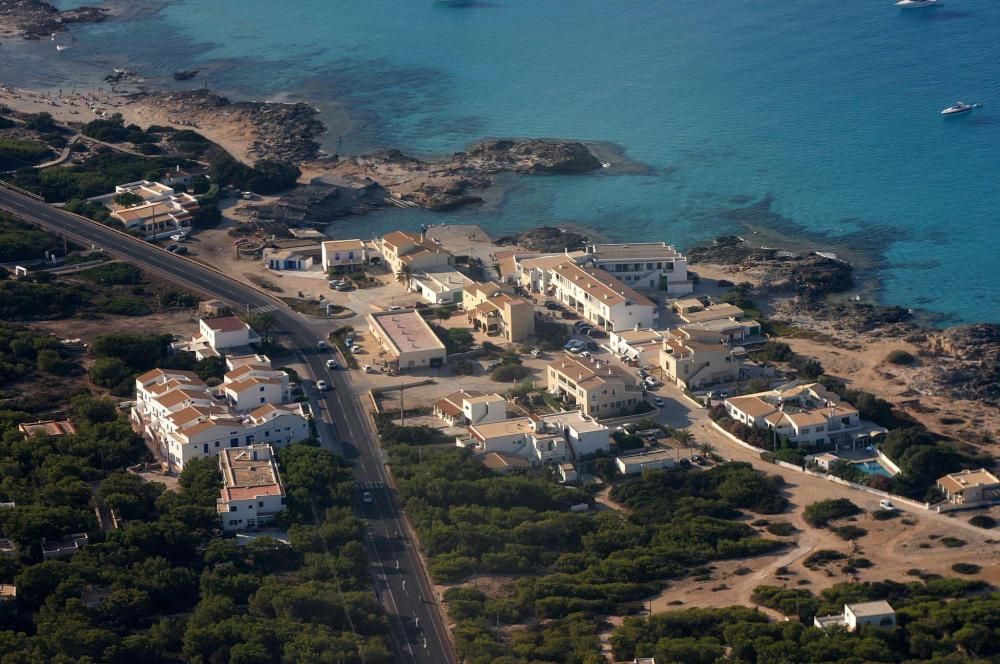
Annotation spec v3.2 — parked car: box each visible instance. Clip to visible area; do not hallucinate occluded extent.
[350,344,362,354]
[586,328,607,338]
[653,396,664,406]
[388,305,406,311]
[637,369,649,379]
[573,321,589,329]
[707,390,730,399]
[879,500,895,511]
[170,233,186,242]
[174,246,188,255]
[563,341,582,351]
[166,243,179,252]
[560,310,578,319]
[544,301,562,310]
[644,376,659,388]
[316,380,330,391]
[326,359,339,369]
[530,349,541,357]
[580,351,592,359]
[363,364,378,374]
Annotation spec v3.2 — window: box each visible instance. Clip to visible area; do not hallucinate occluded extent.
[260,386,265,392]
[229,519,238,526]
[230,505,237,511]
[230,438,238,445]
[258,501,264,507]
[202,443,208,453]
[214,441,220,447]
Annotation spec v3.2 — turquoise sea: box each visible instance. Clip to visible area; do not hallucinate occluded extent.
[7,0,1000,323]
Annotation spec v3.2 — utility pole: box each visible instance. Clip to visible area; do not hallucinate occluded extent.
[399,382,404,425]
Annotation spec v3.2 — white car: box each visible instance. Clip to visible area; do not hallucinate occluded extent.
[326,359,338,369]
[653,397,664,406]
[317,340,329,351]
[363,364,378,374]
[170,233,186,242]
[361,491,373,504]
[580,351,592,358]
[350,344,362,354]
[388,305,406,311]
[879,500,895,511]
[316,380,330,391]
[644,376,659,387]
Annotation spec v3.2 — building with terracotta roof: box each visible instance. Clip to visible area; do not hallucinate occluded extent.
[0,584,15,603]
[133,363,309,471]
[936,468,1000,506]
[659,329,756,390]
[367,309,447,372]
[724,382,886,447]
[546,355,644,418]
[321,239,367,273]
[463,281,536,342]
[217,444,286,532]
[90,180,200,239]
[468,410,611,464]
[549,261,656,332]
[18,419,76,439]
[577,242,692,294]
[379,229,453,277]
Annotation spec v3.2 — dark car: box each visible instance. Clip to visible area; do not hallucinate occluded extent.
[545,301,562,310]
[560,310,578,319]
[174,246,189,255]
[586,328,607,338]
[166,243,179,252]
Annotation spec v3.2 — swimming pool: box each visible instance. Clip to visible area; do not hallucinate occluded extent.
[852,460,892,478]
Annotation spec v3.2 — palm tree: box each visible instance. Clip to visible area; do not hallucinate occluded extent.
[395,265,412,285]
[248,312,276,344]
[672,428,694,447]
[698,442,716,458]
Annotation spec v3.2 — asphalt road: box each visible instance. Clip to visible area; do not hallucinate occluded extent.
[0,186,454,664]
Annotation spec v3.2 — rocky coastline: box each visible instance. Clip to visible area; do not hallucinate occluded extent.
[0,0,108,40]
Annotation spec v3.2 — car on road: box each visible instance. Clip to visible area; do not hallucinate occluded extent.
[316,379,330,391]
[317,340,329,351]
[653,396,664,406]
[326,359,339,369]
[361,491,373,504]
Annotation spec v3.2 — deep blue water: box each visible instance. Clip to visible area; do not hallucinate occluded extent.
[8,0,1000,323]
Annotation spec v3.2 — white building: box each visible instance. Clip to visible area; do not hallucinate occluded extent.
[609,327,668,365]
[222,364,290,411]
[321,239,367,273]
[549,261,656,332]
[367,309,447,372]
[724,382,886,448]
[814,601,895,631]
[217,444,286,532]
[133,365,310,471]
[434,390,507,427]
[576,242,692,294]
[89,180,200,239]
[467,411,610,464]
[616,448,675,475]
[409,267,474,305]
[173,317,262,359]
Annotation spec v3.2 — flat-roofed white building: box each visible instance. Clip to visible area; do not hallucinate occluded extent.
[549,262,656,332]
[367,309,447,372]
[814,601,896,631]
[173,317,262,359]
[577,242,692,294]
[410,267,474,305]
[222,364,290,411]
[217,444,286,532]
[609,327,668,365]
[671,299,745,325]
[616,448,676,475]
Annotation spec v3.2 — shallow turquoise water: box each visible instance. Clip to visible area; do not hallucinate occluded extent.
[15,0,1000,322]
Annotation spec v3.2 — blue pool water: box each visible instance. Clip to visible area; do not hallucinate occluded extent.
[853,460,892,478]
[7,0,1000,323]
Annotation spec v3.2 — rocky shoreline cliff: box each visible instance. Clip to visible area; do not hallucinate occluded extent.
[0,0,108,40]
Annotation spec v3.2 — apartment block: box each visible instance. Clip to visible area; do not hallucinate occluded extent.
[463,281,536,342]
[468,410,611,464]
[379,230,452,277]
[321,239,367,273]
[549,262,655,332]
[546,355,644,418]
[577,242,692,294]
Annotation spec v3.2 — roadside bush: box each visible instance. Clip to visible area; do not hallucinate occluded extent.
[803,498,861,528]
[803,549,846,570]
[80,262,143,285]
[886,349,916,365]
[940,536,966,548]
[871,509,899,521]
[89,356,132,388]
[951,563,981,575]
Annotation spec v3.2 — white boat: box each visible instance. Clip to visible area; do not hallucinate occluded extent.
[941,101,979,116]
[55,44,71,51]
[895,0,940,7]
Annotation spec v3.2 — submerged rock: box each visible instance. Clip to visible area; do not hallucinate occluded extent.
[462,138,603,174]
[1,0,109,39]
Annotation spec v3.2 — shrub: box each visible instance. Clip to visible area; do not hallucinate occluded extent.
[80,262,143,285]
[871,509,899,521]
[940,537,966,548]
[765,522,796,537]
[951,563,981,575]
[803,498,861,528]
[886,349,915,365]
[969,515,996,529]
[803,549,846,570]
[491,363,529,382]
[0,138,53,170]
[831,525,867,541]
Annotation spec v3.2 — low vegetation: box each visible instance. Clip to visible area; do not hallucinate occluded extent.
[803,498,861,528]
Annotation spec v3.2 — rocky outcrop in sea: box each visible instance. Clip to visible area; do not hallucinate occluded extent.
[0,0,108,39]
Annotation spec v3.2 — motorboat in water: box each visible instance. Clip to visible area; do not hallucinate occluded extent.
[895,0,940,7]
[941,101,980,116]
